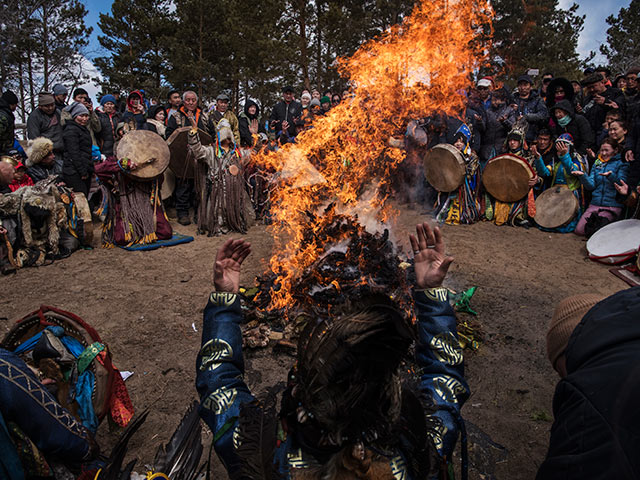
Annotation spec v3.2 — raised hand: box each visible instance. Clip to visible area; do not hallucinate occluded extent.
[570,170,584,176]
[614,180,628,195]
[213,239,251,293]
[249,119,259,135]
[409,222,454,289]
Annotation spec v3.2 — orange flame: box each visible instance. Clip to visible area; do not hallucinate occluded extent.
[255,0,492,312]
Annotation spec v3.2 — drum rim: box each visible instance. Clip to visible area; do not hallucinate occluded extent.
[423,143,466,192]
[586,219,640,257]
[533,185,579,228]
[482,153,534,202]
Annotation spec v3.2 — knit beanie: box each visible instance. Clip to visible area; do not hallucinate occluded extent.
[2,90,19,105]
[38,92,55,106]
[310,98,321,108]
[100,94,117,106]
[320,95,331,105]
[546,294,604,368]
[67,101,89,118]
[52,84,68,96]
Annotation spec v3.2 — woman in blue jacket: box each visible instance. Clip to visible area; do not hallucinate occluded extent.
[196,223,469,479]
[572,137,628,235]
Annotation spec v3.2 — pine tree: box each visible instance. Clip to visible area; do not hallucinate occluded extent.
[600,0,640,74]
[94,0,174,97]
[490,0,585,83]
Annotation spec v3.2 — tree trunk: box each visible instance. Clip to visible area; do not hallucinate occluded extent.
[18,61,26,124]
[198,10,204,100]
[42,4,49,90]
[27,46,35,111]
[315,0,323,88]
[296,0,310,90]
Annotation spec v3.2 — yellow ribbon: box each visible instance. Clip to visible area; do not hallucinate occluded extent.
[146,472,170,480]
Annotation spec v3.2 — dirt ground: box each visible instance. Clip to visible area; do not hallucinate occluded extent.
[0,204,627,479]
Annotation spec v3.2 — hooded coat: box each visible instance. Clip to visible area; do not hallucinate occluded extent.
[97,109,121,157]
[121,90,147,131]
[578,153,628,207]
[62,121,94,180]
[238,100,266,147]
[537,287,640,480]
[549,99,595,156]
[26,108,64,152]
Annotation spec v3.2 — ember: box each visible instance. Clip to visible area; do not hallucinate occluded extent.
[253,0,492,314]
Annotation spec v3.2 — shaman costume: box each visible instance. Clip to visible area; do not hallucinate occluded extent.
[196,288,469,479]
[436,124,482,225]
[187,122,254,235]
[95,159,172,247]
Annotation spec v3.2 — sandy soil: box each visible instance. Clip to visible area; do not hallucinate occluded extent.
[0,205,626,479]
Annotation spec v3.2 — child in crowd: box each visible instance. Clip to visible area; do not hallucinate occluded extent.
[9,162,35,191]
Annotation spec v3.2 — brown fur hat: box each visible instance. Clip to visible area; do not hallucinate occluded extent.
[26,137,54,167]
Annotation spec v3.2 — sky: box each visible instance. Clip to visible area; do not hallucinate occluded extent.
[79,0,632,95]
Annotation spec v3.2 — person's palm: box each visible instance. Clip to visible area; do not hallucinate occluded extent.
[213,239,251,293]
[409,223,454,289]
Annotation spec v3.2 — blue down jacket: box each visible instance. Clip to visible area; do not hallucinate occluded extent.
[578,154,628,207]
[196,289,470,479]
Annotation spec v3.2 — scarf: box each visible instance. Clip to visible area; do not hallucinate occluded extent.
[557,115,571,128]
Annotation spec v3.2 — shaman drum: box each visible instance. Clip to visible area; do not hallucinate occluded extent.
[116,130,170,181]
[161,168,176,201]
[586,219,640,264]
[482,154,534,203]
[534,185,579,229]
[1,306,115,423]
[73,191,93,246]
[423,144,466,192]
[167,126,213,179]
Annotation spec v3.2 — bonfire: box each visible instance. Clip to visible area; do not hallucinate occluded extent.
[245,0,492,345]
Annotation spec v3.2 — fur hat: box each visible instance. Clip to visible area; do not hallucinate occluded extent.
[547,293,603,369]
[217,118,234,143]
[26,137,54,167]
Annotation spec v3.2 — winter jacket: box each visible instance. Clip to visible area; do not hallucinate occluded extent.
[549,99,595,156]
[238,100,266,147]
[580,87,626,138]
[26,108,64,152]
[97,110,120,156]
[208,109,240,145]
[62,121,94,178]
[0,98,16,155]
[578,154,628,207]
[480,104,516,162]
[534,151,581,191]
[196,288,469,479]
[537,287,640,480]
[165,106,209,139]
[61,108,102,146]
[513,90,548,142]
[269,99,303,137]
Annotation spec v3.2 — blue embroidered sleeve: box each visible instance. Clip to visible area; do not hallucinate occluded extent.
[195,292,256,473]
[413,289,470,460]
[534,155,551,177]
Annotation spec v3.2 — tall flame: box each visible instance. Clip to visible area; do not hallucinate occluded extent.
[255,0,492,312]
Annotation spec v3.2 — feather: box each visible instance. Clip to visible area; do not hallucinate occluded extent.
[100,409,149,480]
[153,401,203,480]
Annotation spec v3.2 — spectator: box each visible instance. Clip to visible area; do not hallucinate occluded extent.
[539,72,554,102]
[166,90,209,226]
[114,92,127,114]
[208,93,240,145]
[144,105,167,137]
[480,89,515,162]
[62,102,93,196]
[578,73,625,140]
[572,137,628,236]
[614,75,627,91]
[0,90,18,156]
[96,94,121,157]
[320,95,331,112]
[512,74,548,143]
[607,119,633,160]
[331,93,341,106]
[26,92,64,170]
[309,98,322,117]
[545,77,575,110]
[549,99,594,156]
[311,89,321,100]
[300,91,311,110]
[52,84,68,111]
[530,128,558,190]
[82,96,102,147]
[476,77,493,110]
[238,99,265,148]
[26,137,59,183]
[538,288,640,479]
[595,66,612,87]
[269,86,302,138]
[121,90,147,132]
[8,162,34,191]
[166,89,182,121]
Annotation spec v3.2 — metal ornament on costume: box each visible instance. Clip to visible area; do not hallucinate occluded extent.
[167,126,213,179]
[423,144,466,192]
[534,185,579,229]
[482,154,535,202]
[116,130,170,180]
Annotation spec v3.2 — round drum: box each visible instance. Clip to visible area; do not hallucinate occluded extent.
[482,154,534,202]
[587,219,640,264]
[167,127,213,179]
[116,130,170,181]
[423,144,465,192]
[73,192,93,246]
[534,185,578,229]
[161,169,176,200]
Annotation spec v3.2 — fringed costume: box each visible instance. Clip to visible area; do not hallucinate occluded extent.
[95,159,172,247]
[436,124,482,225]
[187,121,254,236]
